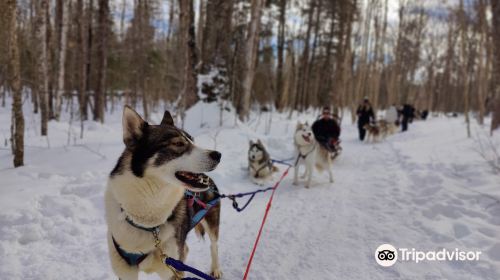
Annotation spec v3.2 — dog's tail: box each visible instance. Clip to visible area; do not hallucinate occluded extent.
[195,223,205,239]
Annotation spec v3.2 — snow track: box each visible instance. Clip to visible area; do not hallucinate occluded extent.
[1,102,499,279]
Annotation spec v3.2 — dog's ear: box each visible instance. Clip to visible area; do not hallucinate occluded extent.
[296,122,303,130]
[161,111,174,126]
[249,140,254,146]
[257,139,263,145]
[123,105,146,148]
[305,121,309,126]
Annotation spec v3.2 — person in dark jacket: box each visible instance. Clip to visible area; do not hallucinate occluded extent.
[356,98,375,141]
[312,107,341,152]
[420,109,429,120]
[401,104,415,132]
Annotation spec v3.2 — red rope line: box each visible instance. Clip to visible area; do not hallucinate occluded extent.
[242,166,291,280]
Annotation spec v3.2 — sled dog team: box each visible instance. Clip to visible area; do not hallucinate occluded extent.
[105,107,341,279]
[363,119,398,143]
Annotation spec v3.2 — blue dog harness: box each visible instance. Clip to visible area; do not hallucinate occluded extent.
[112,236,149,266]
[113,188,220,267]
[185,187,221,229]
[112,210,174,266]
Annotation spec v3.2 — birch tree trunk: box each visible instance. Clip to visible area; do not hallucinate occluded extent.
[166,0,175,43]
[459,0,471,138]
[279,43,294,110]
[36,0,49,136]
[84,0,93,120]
[476,0,487,125]
[120,0,126,41]
[54,0,69,120]
[197,0,205,56]
[8,0,25,167]
[239,0,264,121]
[296,1,315,111]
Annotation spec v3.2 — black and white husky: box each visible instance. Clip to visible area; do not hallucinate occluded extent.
[105,106,222,279]
[248,139,277,184]
[293,122,334,188]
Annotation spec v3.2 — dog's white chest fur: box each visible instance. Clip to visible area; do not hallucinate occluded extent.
[108,173,184,227]
[293,122,334,188]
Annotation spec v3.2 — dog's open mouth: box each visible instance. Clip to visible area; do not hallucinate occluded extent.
[175,171,213,192]
[302,134,311,142]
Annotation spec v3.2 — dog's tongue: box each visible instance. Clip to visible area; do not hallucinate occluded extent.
[302,135,311,142]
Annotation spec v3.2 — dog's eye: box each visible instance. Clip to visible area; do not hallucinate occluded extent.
[174,142,185,147]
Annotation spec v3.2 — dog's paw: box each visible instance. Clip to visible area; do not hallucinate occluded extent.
[293,180,299,186]
[329,178,334,183]
[305,185,310,189]
[211,269,223,279]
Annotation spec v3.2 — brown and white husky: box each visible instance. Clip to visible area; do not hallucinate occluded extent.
[105,106,222,279]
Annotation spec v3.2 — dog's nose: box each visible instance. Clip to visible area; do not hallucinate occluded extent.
[209,151,221,162]
[308,132,311,136]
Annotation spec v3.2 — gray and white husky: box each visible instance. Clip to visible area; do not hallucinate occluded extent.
[248,139,278,184]
[293,122,334,188]
[105,106,222,280]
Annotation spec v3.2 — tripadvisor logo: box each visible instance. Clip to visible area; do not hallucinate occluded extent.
[375,244,481,267]
[375,244,398,267]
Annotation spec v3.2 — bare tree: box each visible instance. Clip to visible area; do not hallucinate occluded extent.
[491,0,500,133]
[197,0,205,54]
[459,0,471,137]
[84,0,93,120]
[54,0,69,120]
[201,0,233,70]
[77,0,87,137]
[7,0,25,167]
[166,0,176,43]
[475,0,488,125]
[353,0,374,113]
[35,0,50,136]
[239,0,264,121]
[94,0,109,123]
[275,0,286,111]
[491,0,500,99]
[119,0,127,40]
[179,0,199,119]
[296,1,316,111]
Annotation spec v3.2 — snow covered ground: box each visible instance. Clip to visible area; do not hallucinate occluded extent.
[1,99,499,280]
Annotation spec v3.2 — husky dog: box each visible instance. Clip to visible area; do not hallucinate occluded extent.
[387,121,398,135]
[105,106,223,280]
[364,120,390,142]
[363,123,380,142]
[248,139,278,184]
[377,119,392,136]
[293,122,334,188]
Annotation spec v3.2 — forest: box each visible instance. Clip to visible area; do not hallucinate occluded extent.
[1,0,500,166]
[1,1,500,279]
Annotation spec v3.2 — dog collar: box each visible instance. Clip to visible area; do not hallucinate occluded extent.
[121,207,175,232]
